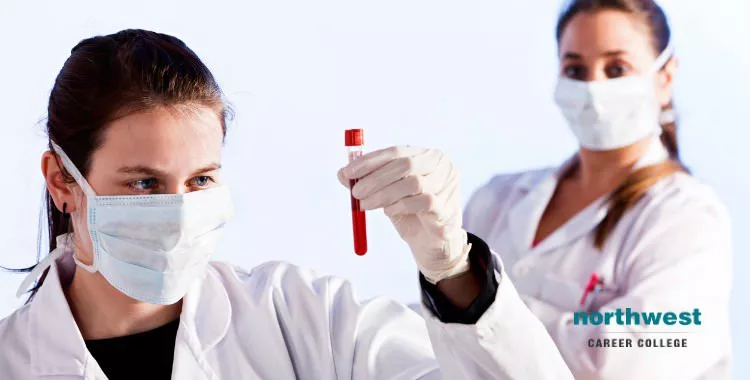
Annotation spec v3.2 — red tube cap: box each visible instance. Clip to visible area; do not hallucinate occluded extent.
[345,129,364,146]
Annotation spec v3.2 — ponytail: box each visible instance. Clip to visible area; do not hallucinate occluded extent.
[659,101,680,160]
[593,102,687,250]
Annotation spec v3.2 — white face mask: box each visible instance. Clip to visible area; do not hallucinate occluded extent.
[20,142,234,305]
[554,43,675,151]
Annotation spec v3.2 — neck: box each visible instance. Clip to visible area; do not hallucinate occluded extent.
[573,138,654,191]
[64,243,181,340]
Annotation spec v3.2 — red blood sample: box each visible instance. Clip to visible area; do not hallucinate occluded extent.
[345,129,367,256]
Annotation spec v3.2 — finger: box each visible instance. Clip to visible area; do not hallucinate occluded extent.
[431,180,463,233]
[359,175,421,211]
[343,146,427,179]
[383,172,460,218]
[358,159,454,210]
[381,161,460,216]
[384,193,445,218]
[352,149,445,199]
[434,161,460,198]
[386,194,461,240]
[427,168,464,233]
[337,167,350,188]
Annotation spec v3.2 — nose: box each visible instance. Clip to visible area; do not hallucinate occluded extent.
[588,63,609,82]
[589,72,609,82]
[163,182,189,195]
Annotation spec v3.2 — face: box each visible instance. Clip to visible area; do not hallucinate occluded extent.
[43,105,224,261]
[558,9,676,106]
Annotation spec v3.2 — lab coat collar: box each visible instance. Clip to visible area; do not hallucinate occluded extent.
[506,136,669,254]
[179,264,233,353]
[29,245,88,376]
[28,242,232,377]
[170,265,233,379]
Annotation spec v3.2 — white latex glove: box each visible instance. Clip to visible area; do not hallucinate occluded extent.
[338,146,471,284]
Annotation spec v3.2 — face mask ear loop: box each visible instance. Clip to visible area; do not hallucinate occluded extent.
[49,141,100,274]
[73,257,98,273]
[16,145,93,299]
[15,235,73,298]
[652,41,675,74]
[49,141,97,197]
[652,41,675,138]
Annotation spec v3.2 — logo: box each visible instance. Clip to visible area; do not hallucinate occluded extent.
[573,308,701,349]
[573,308,702,326]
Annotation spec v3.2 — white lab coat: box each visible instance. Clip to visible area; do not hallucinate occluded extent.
[0,245,574,379]
[463,139,733,380]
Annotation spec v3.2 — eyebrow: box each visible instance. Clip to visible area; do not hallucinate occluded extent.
[117,163,222,177]
[562,50,627,60]
[191,163,222,176]
[563,52,583,60]
[602,50,627,57]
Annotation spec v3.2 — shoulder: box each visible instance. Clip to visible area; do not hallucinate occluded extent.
[0,304,32,365]
[207,261,409,319]
[615,172,733,301]
[621,172,732,268]
[641,172,730,227]
[210,260,335,290]
[207,260,354,307]
[0,303,31,336]
[206,260,416,340]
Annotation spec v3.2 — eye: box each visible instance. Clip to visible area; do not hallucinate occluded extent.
[189,176,214,188]
[605,62,629,78]
[563,64,587,80]
[129,178,158,191]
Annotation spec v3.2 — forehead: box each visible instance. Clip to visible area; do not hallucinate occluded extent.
[92,105,224,170]
[559,9,655,57]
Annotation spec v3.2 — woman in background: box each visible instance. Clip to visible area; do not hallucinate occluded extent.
[463,0,732,378]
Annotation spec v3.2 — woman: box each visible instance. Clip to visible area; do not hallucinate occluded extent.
[464,1,732,379]
[0,29,571,379]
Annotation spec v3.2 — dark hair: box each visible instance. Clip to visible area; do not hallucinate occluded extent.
[556,0,688,249]
[23,29,228,300]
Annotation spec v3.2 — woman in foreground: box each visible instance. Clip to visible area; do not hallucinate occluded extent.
[0,29,572,379]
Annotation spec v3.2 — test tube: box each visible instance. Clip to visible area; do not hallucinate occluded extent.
[345,129,367,256]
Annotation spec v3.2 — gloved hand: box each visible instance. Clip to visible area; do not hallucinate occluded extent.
[338,146,471,284]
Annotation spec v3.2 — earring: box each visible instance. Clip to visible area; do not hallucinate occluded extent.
[62,202,69,217]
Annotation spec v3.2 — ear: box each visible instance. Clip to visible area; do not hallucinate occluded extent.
[41,151,79,213]
[656,56,678,107]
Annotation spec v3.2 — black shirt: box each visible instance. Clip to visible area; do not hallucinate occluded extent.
[85,318,179,380]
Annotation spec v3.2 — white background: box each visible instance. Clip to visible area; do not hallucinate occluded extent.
[0,0,747,377]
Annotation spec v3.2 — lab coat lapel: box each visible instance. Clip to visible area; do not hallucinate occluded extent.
[521,156,610,255]
[26,243,233,380]
[171,266,232,380]
[506,171,558,254]
[530,196,609,254]
[508,136,669,255]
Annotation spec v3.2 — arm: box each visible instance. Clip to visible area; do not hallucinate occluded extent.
[417,233,574,379]
[276,235,573,379]
[335,147,573,379]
